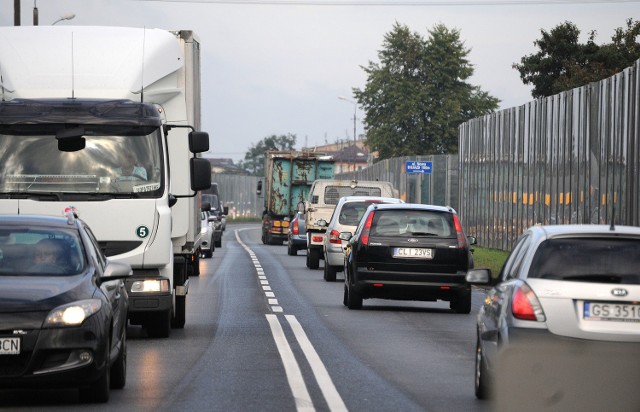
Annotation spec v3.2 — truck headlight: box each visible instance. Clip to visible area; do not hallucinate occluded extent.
[130,279,170,293]
[44,299,102,327]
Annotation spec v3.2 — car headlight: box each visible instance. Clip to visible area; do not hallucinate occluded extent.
[44,299,102,328]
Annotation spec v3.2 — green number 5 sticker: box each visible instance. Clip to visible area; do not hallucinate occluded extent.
[136,225,150,238]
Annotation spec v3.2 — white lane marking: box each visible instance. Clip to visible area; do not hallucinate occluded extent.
[286,315,348,412]
[266,314,315,412]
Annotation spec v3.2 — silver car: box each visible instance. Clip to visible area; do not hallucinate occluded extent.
[322,196,403,282]
[467,224,640,408]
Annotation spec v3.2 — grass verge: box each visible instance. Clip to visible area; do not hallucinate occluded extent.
[471,246,509,278]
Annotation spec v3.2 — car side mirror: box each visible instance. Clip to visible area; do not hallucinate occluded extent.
[467,235,477,246]
[465,268,492,285]
[297,201,305,214]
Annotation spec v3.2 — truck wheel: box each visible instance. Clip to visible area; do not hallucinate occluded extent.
[147,310,171,338]
[308,248,320,269]
[215,238,222,248]
[323,262,337,282]
[172,296,186,329]
[189,253,200,277]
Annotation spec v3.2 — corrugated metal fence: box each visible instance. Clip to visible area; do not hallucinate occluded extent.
[211,173,262,219]
[459,59,640,250]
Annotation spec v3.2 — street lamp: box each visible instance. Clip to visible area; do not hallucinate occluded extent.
[338,96,357,147]
[52,13,75,25]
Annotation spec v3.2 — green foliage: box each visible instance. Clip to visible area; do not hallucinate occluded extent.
[353,23,499,160]
[240,133,297,176]
[514,19,640,98]
[472,246,509,279]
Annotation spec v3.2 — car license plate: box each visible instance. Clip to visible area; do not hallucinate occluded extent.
[584,302,640,322]
[393,247,433,259]
[0,337,20,355]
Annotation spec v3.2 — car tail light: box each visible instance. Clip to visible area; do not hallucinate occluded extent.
[292,220,299,235]
[453,214,468,249]
[329,229,341,244]
[512,283,546,321]
[361,211,375,246]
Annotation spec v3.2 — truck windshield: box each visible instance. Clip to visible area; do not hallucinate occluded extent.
[0,131,163,198]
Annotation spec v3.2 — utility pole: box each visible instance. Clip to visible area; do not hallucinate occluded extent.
[14,0,21,26]
[33,0,38,25]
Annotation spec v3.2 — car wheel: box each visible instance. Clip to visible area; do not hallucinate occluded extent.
[323,261,337,282]
[79,361,110,403]
[450,288,472,314]
[346,280,363,310]
[147,309,171,338]
[287,242,297,256]
[308,248,320,269]
[110,327,127,389]
[475,335,490,399]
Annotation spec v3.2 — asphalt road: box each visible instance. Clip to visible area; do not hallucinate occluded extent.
[0,223,490,412]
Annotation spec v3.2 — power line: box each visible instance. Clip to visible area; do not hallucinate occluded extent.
[132,0,640,4]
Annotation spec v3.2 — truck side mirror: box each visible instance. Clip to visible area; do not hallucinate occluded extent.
[189,131,209,154]
[190,158,211,191]
[223,206,229,215]
[256,181,263,196]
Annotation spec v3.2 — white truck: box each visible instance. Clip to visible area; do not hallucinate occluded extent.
[302,179,398,269]
[0,26,211,338]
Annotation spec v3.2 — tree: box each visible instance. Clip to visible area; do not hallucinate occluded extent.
[514,19,640,98]
[353,23,499,160]
[240,133,296,176]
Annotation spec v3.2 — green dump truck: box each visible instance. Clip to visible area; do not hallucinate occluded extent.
[258,150,335,245]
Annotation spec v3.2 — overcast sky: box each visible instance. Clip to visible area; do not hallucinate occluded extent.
[1,0,638,161]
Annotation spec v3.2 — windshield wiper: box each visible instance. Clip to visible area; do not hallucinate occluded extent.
[408,232,439,236]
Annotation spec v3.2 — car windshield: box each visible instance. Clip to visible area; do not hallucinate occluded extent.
[0,227,85,276]
[528,238,640,284]
[370,210,454,237]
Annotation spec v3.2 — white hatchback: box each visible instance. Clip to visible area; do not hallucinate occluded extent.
[322,196,403,281]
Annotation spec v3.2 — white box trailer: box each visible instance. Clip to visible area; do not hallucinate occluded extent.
[0,26,211,337]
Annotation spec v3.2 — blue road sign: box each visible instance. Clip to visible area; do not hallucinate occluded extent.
[405,161,433,174]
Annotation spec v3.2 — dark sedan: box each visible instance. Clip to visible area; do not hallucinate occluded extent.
[341,203,476,311]
[0,213,132,403]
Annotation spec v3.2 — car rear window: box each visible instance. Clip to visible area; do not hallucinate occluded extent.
[528,238,640,284]
[370,210,454,237]
[338,201,380,226]
[324,186,382,205]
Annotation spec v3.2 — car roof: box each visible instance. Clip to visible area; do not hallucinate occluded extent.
[530,224,640,239]
[367,203,456,213]
[336,196,403,205]
[0,214,78,229]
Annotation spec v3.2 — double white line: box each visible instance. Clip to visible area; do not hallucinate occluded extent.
[236,230,348,412]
